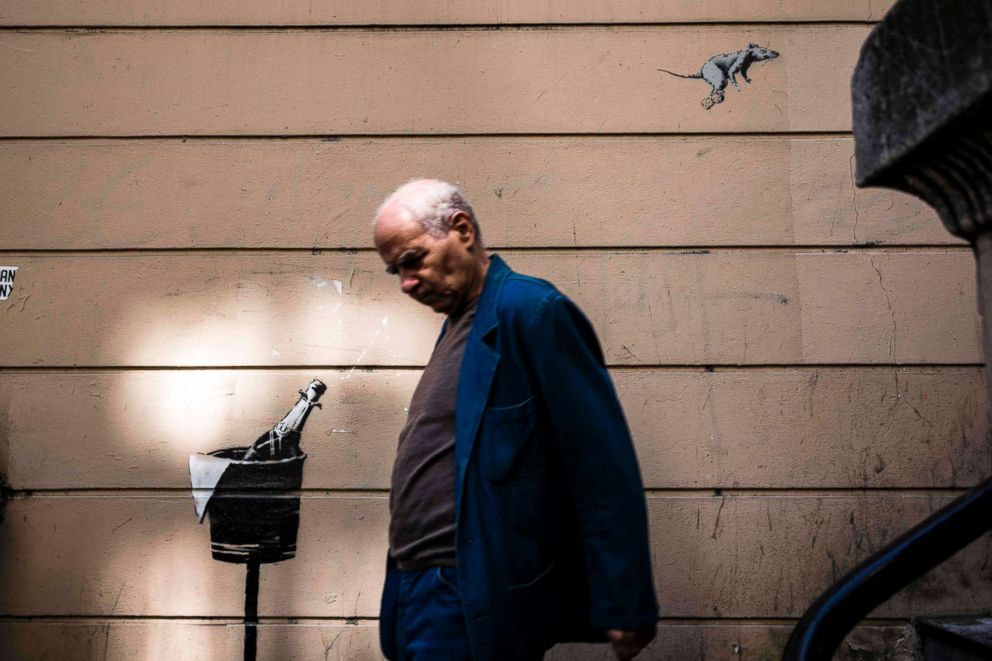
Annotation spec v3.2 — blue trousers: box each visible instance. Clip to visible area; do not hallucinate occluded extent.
[380,565,473,661]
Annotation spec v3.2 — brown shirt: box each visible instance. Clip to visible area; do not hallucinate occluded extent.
[388,300,477,570]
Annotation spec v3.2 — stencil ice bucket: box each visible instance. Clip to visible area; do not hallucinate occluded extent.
[205,447,306,564]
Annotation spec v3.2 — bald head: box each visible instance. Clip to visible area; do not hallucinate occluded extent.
[373,178,483,247]
[372,179,489,317]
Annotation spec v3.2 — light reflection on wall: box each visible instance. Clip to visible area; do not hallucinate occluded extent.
[144,370,237,454]
[102,260,439,653]
[119,290,274,367]
[118,269,438,449]
[111,256,440,368]
[120,291,260,452]
[139,620,237,661]
[136,501,246,661]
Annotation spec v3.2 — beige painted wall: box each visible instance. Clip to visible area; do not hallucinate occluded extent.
[0,1,897,25]
[0,2,987,661]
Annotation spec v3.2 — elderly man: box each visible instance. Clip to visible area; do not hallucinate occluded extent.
[374,179,658,661]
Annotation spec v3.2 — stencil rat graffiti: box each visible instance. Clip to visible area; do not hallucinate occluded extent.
[658,43,780,110]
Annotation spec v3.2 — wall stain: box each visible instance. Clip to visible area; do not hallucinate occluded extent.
[0,473,9,525]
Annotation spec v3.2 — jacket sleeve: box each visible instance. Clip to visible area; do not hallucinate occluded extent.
[526,291,659,630]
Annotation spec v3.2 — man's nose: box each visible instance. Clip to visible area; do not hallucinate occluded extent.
[400,273,418,294]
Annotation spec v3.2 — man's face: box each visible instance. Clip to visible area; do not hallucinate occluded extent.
[374,208,480,316]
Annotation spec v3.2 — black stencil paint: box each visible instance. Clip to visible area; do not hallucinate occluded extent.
[191,379,326,661]
[658,43,780,109]
[206,448,305,564]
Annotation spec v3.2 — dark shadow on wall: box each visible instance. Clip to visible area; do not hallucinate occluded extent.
[0,473,10,526]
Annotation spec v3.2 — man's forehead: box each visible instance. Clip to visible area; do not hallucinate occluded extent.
[375,200,418,231]
[375,212,427,254]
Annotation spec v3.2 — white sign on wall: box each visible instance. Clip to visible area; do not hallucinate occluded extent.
[0,266,18,300]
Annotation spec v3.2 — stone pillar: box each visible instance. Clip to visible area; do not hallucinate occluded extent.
[852,0,992,394]
[781,4,992,658]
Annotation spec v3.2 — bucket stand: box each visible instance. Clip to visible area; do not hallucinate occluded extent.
[200,447,307,661]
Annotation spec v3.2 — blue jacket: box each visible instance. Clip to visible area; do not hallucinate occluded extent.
[383,254,658,659]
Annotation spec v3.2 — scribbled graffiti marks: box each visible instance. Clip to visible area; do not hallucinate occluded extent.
[658,42,780,110]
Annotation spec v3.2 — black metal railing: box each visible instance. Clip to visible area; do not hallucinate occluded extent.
[781,476,992,660]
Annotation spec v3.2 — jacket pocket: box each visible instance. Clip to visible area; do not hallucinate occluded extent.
[479,396,540,483]
[506,559,556,654]
[508,560,555,591]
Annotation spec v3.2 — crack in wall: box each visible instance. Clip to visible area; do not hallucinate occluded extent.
[850,152,862,245]
[869,257,896,362]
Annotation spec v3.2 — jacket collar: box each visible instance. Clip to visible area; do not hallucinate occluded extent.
[470,253,511,342]
[453,253,510,512]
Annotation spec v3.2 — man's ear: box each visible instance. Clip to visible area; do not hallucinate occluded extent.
[449,212,475,246]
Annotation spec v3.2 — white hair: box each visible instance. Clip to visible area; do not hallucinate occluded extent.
[374,178,483,245]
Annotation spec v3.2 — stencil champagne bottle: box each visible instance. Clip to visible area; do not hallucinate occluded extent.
[242,379,327,460]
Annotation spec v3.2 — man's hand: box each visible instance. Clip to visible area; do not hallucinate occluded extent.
[607,627,656,660]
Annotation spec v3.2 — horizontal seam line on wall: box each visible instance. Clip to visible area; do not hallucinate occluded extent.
[0,131,855,141]
[0,246,971,255]
[4,488,975,498]
[0,21,882,32]
[0,615,378,623]
[0,364,984,372]
[0,615,911,625]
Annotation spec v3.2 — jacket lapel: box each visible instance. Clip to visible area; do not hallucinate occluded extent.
[454,255,510,510]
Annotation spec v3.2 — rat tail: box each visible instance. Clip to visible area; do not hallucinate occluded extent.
[657,68,702,79]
